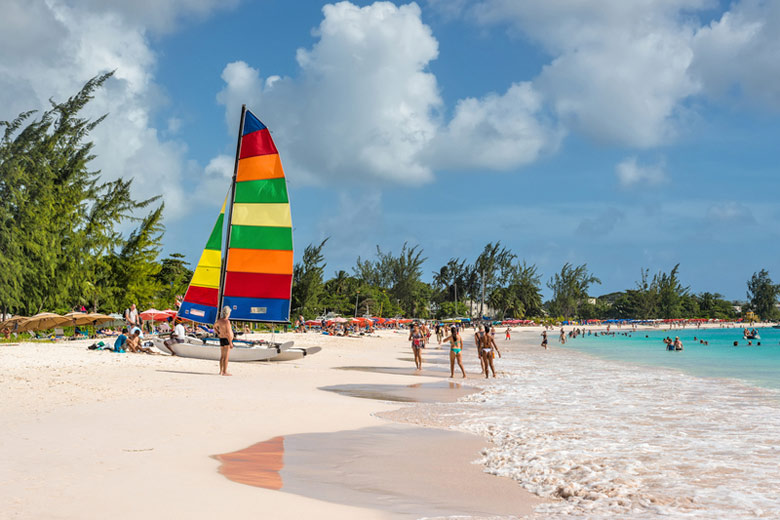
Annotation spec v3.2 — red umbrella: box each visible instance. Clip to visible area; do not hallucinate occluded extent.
[140,309,172,322]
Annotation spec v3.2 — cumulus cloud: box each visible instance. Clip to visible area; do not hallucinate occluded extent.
[458,0,707,147]
[217,2,442,185]
[216,1,560,185]
[430,0,780,147]
[426,82,562,170]
[691,0,780,109]
[0,0,237,218]
[616,157,667,187]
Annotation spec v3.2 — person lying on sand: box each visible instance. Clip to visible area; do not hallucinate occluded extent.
[125,330,153,354]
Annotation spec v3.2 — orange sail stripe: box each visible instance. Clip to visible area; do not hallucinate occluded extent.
[226,249,293,275]
[236,154,285,182]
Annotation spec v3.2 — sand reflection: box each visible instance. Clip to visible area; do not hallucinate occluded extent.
[212,436,284,490]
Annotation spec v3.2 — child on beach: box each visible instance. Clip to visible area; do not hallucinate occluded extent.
[442,326,466,378]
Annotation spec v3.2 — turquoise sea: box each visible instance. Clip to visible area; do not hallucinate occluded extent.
[562,326,780,390]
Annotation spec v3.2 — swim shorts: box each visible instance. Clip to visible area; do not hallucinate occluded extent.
[219,338,230,346]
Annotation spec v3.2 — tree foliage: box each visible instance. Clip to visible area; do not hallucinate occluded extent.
[0,73,182,315]
[746,269,779,321]
[546,263,601,318]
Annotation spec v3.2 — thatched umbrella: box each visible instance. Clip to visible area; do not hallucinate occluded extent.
[17,313,70,333]
[0,315,29,330]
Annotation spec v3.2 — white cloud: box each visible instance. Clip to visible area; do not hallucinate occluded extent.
[216,1,559,185]
[691,0,780,109]
[459,0,708,148]
[429,0,780,149]
[426,82,562,170]
[0,0,237,218]
[616,157,667,187]
[218,2,443,185]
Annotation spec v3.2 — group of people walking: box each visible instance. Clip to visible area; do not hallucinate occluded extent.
[408,322,502,379]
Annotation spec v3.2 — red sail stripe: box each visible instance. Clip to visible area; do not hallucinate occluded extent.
[223,272,292,300]
[239,129,278,159]
[184,285,219,307]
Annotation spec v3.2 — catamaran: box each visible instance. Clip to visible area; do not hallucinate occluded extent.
[154,106,318,361]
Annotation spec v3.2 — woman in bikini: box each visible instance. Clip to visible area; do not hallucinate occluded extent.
[408,323,425,370]
[481,329,501,378]
[442,326,466,378]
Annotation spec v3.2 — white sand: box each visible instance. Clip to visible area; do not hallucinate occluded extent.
[0,329,539,519]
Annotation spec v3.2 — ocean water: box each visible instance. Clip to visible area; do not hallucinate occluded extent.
[428,329,780,519]
[563,326,780,390]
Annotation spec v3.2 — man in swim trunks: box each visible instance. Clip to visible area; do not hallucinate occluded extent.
[214,306,233,376]
[541,330,548,349]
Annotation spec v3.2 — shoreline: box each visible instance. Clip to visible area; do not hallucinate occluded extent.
[0,329,542,519]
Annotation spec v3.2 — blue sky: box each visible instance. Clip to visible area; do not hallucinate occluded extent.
[2,0,779,300]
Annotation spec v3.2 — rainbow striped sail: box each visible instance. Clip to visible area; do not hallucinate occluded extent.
[178,107,293,325]
[178,195,228,324]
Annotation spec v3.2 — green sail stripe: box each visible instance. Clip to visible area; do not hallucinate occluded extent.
[234,178,289,204]
[230,225,293,251]
[204,213,224,251]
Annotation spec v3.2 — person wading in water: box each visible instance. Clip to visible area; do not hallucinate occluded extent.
[214,306,234,376]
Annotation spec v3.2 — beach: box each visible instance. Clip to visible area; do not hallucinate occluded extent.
[4,324,780,519]
[0,329,541,519]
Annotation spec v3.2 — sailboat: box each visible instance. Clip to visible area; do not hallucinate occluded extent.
[154,106,299,361]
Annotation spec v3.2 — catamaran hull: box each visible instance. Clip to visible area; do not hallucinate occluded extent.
[152,339,293,362]
[270,345,322,361]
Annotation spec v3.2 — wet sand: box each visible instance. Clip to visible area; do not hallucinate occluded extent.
[214,424,542,519]
[319,380,477,403]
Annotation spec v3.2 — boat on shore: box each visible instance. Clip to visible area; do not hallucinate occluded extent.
[169,106,299,361]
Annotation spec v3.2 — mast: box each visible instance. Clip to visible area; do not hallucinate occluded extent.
[218,104,247,313]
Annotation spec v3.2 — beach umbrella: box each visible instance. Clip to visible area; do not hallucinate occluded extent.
[0,315,28,330]
[85,313,114,326]
[17,313,71,332]
[64,312,98,326]
[140,308,171,321]
[304,319,320,326]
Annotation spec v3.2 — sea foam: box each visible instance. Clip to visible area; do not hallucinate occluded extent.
[435,341,780,518]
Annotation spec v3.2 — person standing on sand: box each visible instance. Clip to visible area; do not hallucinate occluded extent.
[214,306,234,376]
[442,326,466,378]
[505,327,511,340]
[124,303,140,330]
[541,330,548,349]
[409,323,425,370]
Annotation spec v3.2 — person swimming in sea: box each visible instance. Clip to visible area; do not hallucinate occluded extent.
[442,326,466,378]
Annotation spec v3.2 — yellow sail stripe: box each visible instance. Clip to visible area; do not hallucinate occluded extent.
[196,249,221,270]
[190,266,221,288]
[231,203,291,228]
